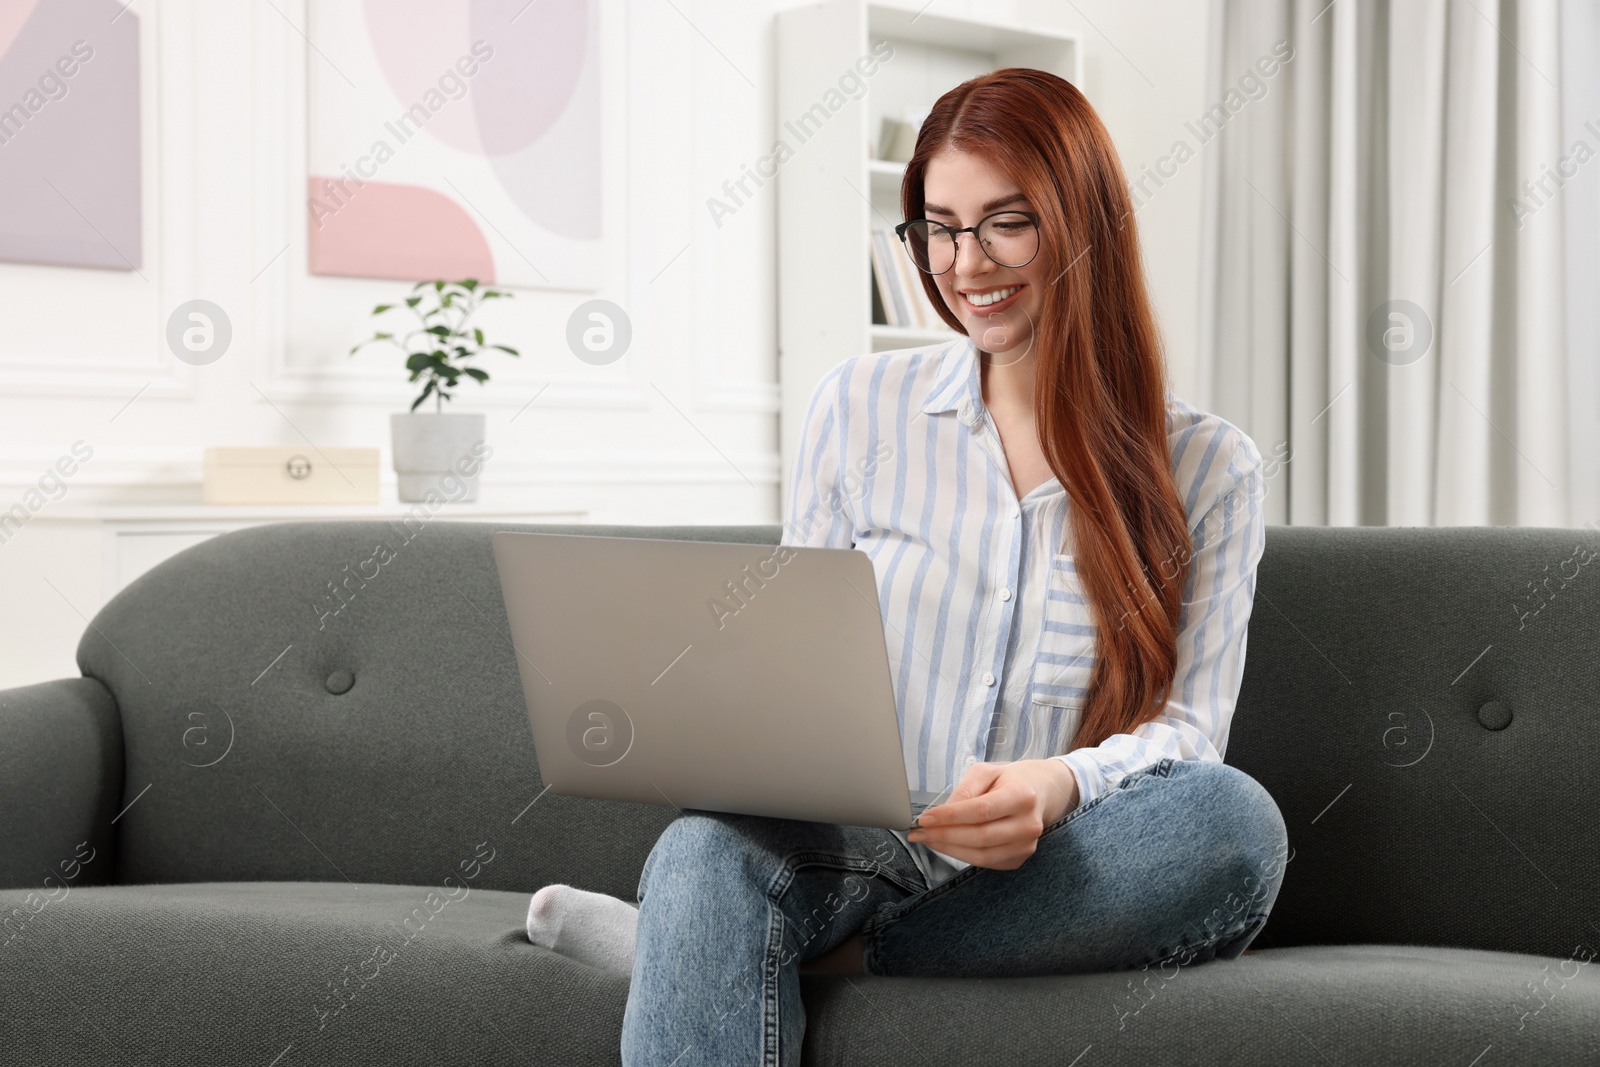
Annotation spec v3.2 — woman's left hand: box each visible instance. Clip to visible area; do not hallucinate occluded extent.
[907,758,1081,870]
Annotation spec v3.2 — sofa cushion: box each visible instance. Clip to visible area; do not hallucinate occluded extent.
[2,881,1594,1065]
[1224,525,1600,961]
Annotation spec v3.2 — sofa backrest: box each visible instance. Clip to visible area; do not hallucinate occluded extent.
[80,521,1598,959]
[1225,524,1598,960]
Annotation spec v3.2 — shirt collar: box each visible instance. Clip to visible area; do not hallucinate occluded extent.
[919,340,1179,421]
[918,334,981,416]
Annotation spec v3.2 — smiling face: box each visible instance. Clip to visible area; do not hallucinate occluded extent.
[920,147,1046,365]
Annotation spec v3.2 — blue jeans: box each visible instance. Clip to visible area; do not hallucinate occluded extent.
[619,757,1289,1067]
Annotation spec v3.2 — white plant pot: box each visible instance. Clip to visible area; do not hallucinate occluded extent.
[390,411,487,503]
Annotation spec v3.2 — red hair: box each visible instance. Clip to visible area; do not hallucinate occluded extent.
[902,67,1191,751]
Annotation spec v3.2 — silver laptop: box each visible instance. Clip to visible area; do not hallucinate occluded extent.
[490,531,954,830]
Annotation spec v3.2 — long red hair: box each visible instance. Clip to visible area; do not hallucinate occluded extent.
[901,67,1191,751]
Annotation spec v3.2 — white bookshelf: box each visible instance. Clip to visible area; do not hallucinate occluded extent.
[775,0,1081,502]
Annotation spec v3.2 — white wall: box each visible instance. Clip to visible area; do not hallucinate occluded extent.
[0,0,1212,690]
[1017,0,1215,401]
[0,0,785,517]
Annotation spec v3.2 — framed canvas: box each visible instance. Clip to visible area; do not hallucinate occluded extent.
[305,0,601,290]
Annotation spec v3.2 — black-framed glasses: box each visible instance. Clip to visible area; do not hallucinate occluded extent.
[894,210,1040,275]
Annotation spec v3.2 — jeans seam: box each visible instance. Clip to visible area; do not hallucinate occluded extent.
[862,760,1178,975]
[863,840,1027,976]
[1210,909,1272,957]
[763,861,789,1067]
[1138,908,1270,971]
[1037,758,1173,836]
[782,850,926,895]
[760,848,917,1063]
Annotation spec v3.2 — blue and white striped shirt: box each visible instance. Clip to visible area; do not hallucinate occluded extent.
[782,336,1268,889]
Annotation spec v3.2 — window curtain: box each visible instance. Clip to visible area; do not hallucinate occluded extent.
[1198,0,1600,528]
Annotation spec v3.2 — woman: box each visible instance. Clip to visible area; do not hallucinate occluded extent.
[529,67,1289,1065]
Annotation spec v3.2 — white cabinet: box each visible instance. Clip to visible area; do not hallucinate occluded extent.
[71,504,588,600]
[2,503,584,691]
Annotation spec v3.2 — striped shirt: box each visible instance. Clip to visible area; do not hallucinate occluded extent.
[782,336,1268,890]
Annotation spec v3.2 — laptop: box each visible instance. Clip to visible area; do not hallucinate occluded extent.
[490,531,954,831]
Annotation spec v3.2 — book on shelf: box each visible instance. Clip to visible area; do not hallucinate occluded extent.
[869,227,943,330]
[869,229,909,327]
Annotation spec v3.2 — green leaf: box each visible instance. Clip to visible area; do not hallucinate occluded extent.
[489,344,520,356]
[461,367,489,382]
[405,295,422,307]
[410,379,437,412]
[426,325,451,337]
[405,352,431,372]
[434,280,445,292]
[372,303,394,315]
[461,279,479,291]
[473,328,484,346]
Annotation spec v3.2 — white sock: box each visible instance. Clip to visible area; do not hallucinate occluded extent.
[525,884,639,976]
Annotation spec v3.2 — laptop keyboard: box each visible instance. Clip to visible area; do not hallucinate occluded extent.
[908,786,954,815]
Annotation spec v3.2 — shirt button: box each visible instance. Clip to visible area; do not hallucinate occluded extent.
[981,671,996,686]
[965,755,977,765]
[1010,505,1021,519]
[999,588,1012,601]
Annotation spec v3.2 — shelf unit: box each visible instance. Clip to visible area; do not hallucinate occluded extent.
[775,0,1081,502]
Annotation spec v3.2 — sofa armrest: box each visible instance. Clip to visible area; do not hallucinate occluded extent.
[0,678,123,890]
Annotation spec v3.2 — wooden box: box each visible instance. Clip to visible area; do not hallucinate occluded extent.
[202,447,380,505]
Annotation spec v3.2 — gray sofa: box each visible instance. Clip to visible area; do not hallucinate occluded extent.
[3,520,1597,1065]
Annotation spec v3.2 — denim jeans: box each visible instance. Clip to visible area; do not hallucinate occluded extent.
[619,757,1289,1067]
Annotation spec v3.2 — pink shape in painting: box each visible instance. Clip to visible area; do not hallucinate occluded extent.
[360,0,588,158]
[349,0,600,250]
[308,178,495,284]
[0,0,41,56]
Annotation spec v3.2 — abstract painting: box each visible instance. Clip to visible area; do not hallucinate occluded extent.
[0,0,141,272]
[306,0,601,290]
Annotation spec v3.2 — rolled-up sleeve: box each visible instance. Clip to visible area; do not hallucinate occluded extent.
[782,364,855,551]
[1055,437,1268,808]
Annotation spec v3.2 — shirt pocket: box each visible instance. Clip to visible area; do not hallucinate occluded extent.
[1030,553,1097,711]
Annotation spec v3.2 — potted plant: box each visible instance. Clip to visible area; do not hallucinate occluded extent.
[350,278,519,502]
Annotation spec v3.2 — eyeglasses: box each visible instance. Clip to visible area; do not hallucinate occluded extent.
[894,210,1041,275]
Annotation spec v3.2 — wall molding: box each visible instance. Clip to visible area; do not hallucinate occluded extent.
[0,0,196,402]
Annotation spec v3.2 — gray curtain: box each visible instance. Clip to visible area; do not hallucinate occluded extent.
[1199,0,1600,528]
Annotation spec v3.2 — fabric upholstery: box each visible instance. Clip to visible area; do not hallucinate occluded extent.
[0,881,1593,1065]
[1224,525,1600,960]
[3,519,1594,1063]
[0,676,122,890]
[73,521,1600,960]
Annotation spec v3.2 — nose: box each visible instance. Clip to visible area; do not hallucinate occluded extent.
[953,228,993,278]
